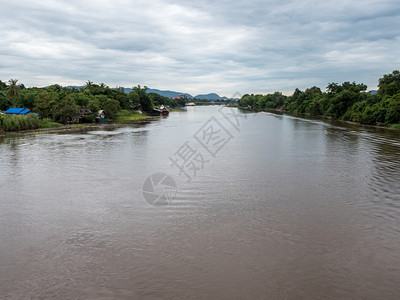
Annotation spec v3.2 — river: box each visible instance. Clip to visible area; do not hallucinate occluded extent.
[1,106,400,299]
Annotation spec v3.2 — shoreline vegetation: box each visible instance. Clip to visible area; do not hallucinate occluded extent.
[0,116,157,137]
[1,70,399,134]
[236,70,400,129]
[0,110,152,135]
[0,82,181,134]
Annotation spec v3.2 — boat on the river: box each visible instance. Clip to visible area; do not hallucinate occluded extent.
[149,105,169,116]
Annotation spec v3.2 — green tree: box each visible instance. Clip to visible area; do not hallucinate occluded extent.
[325,90,358,118]
[238,94,256,108]
[70,92,93,107]
[7,79,19,108]
[378,70,400,96]
[33,91,57,118]
[0,80,7,90]
[127,91,140,109]
[385,96,400,124]
[132,85,153,112]
[47,84,63,93]
[94,95,109,107]
[85,80,94,90]
[285,87,321,113]
[148,92,171,107]
[327,82,342,94]
[102,98,121,119]
[0,91,10,110]
[87,98,101,112]
[110,87,130,109]
[324,82,367,118]
[19,88,42,109]
[53,96,80,124]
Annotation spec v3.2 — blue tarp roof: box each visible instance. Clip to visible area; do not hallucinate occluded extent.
[5,108,24,114]
[4,108,31,114]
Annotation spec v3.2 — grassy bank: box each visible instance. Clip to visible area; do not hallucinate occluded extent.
[168,107,186,112]
[0,114,62,132]
[114,110,149,124]
[227,103,239,108]
[0,110,153,135]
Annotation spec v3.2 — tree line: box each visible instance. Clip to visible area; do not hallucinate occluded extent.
[238,70,400,126]
[0,81,187,124]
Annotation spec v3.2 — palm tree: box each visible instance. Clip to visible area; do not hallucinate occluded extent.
[7,79,19,108]
[85,80,94,89]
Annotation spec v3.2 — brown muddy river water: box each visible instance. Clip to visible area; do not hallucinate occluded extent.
[1,106,400,299]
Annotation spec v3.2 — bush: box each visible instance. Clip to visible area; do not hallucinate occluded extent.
[38,118,63,129]
[0,114,40,131]
[83,113,97,123]
[385,97,400,124]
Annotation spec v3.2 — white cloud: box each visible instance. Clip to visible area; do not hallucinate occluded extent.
[0,0,399,95]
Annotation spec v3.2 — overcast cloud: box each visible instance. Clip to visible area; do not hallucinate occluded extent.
[0,0,399,96]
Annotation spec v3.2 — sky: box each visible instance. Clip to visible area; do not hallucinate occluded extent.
[0,0,399,97]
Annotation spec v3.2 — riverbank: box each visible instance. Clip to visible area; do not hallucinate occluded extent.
[239,106,400,131]
[0,108,164,137]
[168,107,187,112]
[0,117,157,137]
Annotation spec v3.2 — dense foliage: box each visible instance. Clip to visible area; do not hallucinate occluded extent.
[148,92,186,108]
[0,81,188,128]
[238,70,400,126]
[238,91,287,111]
[1,71,399,129]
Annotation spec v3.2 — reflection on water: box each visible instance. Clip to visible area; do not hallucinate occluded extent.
[1,107,400,299]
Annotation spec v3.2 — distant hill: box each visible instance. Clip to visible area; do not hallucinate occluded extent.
[194,93,223,100]
[66,85,84,90]
[193,93,239,100]
[146,89,193,99]
[370,90,378,95]
[141,89,235,100]
[54,86,234,100]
